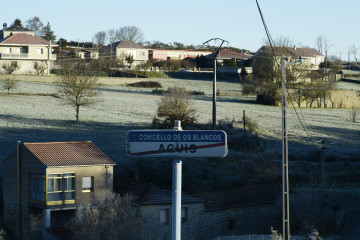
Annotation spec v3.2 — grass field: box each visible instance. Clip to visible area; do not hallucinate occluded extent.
[0,76,359,191]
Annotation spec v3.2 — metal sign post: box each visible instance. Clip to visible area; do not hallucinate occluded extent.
[172,121,182,240]
[126,121,228,240]
[171,159,182,240]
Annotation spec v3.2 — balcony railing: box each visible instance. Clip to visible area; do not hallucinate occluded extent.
[0,53,57,60]
[1,53,29,59]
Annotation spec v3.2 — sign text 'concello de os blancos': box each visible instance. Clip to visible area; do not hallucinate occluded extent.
[126,130,227,157]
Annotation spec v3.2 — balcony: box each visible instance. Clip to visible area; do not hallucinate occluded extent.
[0,53,57,60]
[0,53,29,59]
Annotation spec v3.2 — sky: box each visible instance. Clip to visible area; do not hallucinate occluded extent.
[1,0,359,61]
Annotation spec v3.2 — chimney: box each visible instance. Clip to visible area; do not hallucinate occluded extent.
[294,45,297,50]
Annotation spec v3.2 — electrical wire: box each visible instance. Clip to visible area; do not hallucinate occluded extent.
[255,0,314,140]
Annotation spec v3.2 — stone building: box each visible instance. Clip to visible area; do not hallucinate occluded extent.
[3,141,115,239]
[114,180,204,240]
[196,184,281,239]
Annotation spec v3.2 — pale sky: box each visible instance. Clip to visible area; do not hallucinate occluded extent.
[1,0,358,60]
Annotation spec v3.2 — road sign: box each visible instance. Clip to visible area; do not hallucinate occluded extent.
[126,130,227,157]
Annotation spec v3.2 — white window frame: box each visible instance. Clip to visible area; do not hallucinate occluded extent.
[82,176,94,192]
[37,48,44,54]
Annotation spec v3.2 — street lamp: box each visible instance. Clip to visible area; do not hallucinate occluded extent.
[203,38,229,129]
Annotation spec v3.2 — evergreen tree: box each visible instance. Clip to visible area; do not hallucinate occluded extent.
[42,22,56,42]
[12,18,23,27]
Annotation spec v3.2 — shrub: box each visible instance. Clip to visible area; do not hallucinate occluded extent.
[245,116,259,135]
[153,86,197,128]
[128,81,162,88]
[152,88,204,96]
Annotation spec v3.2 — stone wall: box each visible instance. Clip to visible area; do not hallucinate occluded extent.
[140,202,204,240]
[199,205,280,240]
[3,202,42,239]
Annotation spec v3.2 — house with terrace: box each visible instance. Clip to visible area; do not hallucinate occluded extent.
[106,40,148,68]
[3,141,115,239]
[0,25,57,74]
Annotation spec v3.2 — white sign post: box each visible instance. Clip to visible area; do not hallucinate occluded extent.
[126,121,228,240]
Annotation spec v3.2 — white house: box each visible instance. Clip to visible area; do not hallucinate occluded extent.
[0,25,58,75]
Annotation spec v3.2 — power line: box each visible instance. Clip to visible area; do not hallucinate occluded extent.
[255,0,313,140]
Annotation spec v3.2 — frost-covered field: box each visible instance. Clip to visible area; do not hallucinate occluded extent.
[0,77,359,175]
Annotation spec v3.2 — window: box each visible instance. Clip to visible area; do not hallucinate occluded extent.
[47,174,62,201]
[63,173,76,200]
[159,209,169,225]
[47,173,75,204]
[82,176,94,192]
[30,173,46,203]
[37,48,43,54]
[181,207,188,223]
[6,48,11,54]
[228,219,236,231]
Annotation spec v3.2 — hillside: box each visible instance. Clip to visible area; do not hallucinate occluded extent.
[0,76,359,192]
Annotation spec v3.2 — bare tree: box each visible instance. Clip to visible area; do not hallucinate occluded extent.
[57,61,99,122]
[2,61,20,74]
[25,16,44,36]
[107,29,117,57]
[315,36,324,54]
[263,36,293,47]
[93,31,107,53]
[349,44,358,63]
[33,62,47,75]
[116,26,144,43]
[1,77,18,94]
[72,191,141,240]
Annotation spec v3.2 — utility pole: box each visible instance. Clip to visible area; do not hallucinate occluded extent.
[281,56,290,240]
[202,38,229,129]
[318,139,327,235]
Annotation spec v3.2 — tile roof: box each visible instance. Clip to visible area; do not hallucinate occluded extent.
[112,40,146,49]
[259,46,323,58]
[0,33,58,46]
[206,49,251,60]
[285,47,323,57]
[114,180,204,206]
[23,141,115,167]
[195,184,281,211]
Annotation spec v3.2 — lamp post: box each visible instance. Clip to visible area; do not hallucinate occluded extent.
[203,38,229,129]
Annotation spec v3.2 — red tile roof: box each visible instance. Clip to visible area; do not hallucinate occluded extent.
[285,47,323,57]
[113,40,146,49]
[114,180,203,205]
[259,46,323,57]
[0,33,58,46]
[23,141,115,167]
[206,49,251,60]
